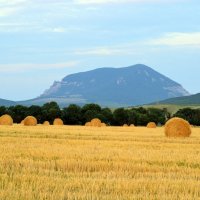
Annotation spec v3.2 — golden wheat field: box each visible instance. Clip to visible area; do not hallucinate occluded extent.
[0,125,200,200]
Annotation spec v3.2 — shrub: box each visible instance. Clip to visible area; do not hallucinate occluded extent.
[165,117,191,137]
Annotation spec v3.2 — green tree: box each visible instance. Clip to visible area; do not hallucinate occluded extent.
[128,109,138,125]
[81,104,102,123]
[101,108,114,125]
[27,105,43,124]
[42,102,61,124]
[113,108,129,126]
[62,104,82,125]
[137,113,149,126]
[147,108,166,125]
[174,108,200,126]
[81,104,101,113]
[0,106,7,116]
[8,105,28,123]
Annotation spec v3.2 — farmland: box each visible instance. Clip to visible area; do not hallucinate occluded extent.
[0,125,200,199]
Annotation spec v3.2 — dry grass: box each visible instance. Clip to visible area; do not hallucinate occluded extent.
[0,125,200,199]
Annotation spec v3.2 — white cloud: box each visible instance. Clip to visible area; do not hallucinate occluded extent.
[0,61,79,73]
[74,32,200,57]
[74,46,137,56]
[149,32,200,46]
[51,27,66,33]
[0,7,19,17]
[0,0,82,32]
[0,22,26,26]
[43,26,83,33]
[75,48,121,56]
[0,0,28,5]
[0,0,28,16]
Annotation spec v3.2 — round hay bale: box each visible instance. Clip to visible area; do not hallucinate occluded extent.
[165,117,191,137]
[90,118,101,127]
[43,121,50,126]
[147,122,157,128]
[24,116,37,126]
[53,118,64,125]
[0,114,13,125]
[85,122,91,126]
[101,123,107,127]
[123,124,128,127]
[130,124,135,127]
[20,120,24,125]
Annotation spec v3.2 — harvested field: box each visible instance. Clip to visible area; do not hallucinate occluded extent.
[0,125,200,199]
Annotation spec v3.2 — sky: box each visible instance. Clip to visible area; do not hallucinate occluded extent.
[0,0,200,101]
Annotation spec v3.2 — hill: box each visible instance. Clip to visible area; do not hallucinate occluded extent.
[141,104,200,115]
[35,64,189,107]
[158,93,200,105]
[0,98,16,107]
[0,64,190,108]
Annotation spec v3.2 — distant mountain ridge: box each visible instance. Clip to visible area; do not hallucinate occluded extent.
[38,64,189,107]
[0,64,191,107]
[0,98,16,107]
[158,93,200,105]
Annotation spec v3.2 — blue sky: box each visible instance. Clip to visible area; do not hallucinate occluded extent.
[0,0,200,100]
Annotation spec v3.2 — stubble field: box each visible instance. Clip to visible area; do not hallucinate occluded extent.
[0,125,200,200]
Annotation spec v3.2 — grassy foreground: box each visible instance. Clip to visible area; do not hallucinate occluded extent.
[0,125,200,200]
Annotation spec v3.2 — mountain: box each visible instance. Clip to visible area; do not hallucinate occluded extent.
[158,93,200,105]
[35,64,189,107]
[0,98,16,107]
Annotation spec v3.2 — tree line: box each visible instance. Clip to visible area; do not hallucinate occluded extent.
[0,102,199,126]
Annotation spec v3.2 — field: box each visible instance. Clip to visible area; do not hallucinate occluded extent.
[0,125,200,200]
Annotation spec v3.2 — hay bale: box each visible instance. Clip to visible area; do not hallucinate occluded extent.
[165,117,191,137]
[24,116,37,126]
[53,118,64,125]
[101,123,107,127]
[0,114,13,125]
[43,121,50,126]
[123,124,128,127]
[147,122,157,128]
[130,124,135,127]
[90,118,101,127]
[20,120,24,125]
[85,122,91,126]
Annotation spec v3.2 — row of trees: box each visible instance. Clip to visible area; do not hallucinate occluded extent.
[2,102,199,126]
[0,102,171,126]
[174,108,200,126]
